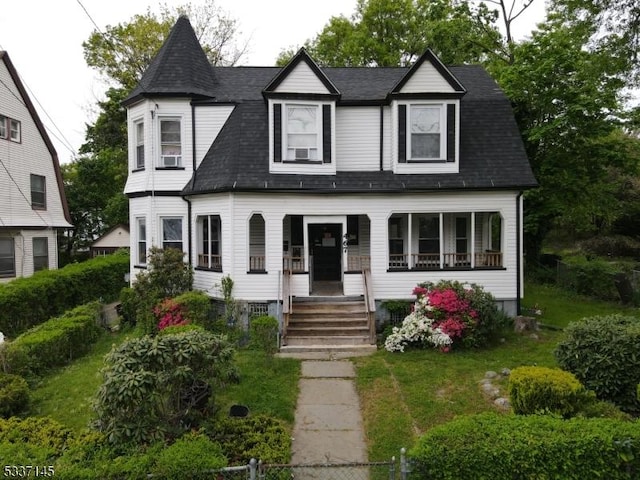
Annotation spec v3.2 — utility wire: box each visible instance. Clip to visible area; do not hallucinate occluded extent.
[0,156,51,227]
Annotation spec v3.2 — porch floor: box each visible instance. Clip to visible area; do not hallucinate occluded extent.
[310,281,343,296]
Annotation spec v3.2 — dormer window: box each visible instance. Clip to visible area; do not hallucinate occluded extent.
[286,105,319,162]
[410,105,443,160]
[160,118,182,167]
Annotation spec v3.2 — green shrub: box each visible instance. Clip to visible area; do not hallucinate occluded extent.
[173,291,211,327]
[3,302,103,375]
[0,416,73,453]
[206,415,291,464]
[0,251,129,336]
[152,432,227,479]
[558,257,619,301]
[125,247,194,333]
[0,373,29,417]
[94,330,237,445]
[508,366,595,417]
[580,235,640,258]
[410,412,640,479]
[250,315,279,355]
[555,314,640,414]
[157,324,204,336]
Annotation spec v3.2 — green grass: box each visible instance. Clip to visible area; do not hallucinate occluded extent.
[29,331,126,432]
[30,334,300,433]
[355,282,639,461]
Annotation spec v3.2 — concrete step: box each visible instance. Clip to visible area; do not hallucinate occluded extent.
[287,325,370,336]
[285,335,372,346]
[278,344,377,356]
[293,301,366,314]
[288,317,368,328]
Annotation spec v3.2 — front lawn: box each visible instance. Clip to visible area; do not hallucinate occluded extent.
[355,281,637,461]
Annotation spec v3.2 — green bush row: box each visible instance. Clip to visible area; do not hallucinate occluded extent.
[2,302,103,375]
[0,251,129,336]
[0,373,29,418]
[555,314,640,415]
[410,412,640,479]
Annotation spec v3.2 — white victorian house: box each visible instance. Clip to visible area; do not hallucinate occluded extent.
[0,52,72,282]
[124,17,536,346]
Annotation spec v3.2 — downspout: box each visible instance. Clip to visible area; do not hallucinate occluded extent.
[516,191,524,315]
[379,105,384,171]
[182,103,198,267]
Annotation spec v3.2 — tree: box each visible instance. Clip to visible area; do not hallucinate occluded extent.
[277,0,503,67]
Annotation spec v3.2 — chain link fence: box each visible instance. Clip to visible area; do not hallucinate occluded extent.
[148,450,412,480]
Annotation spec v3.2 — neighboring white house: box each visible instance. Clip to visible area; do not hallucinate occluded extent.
[123,17,536,330]
[90,224,130,257]
[0,52,72,282]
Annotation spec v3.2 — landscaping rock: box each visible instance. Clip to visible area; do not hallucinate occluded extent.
[501,368,511,377]
[494,397,510,409]
[485,371,498,379]
[514,316,538,332]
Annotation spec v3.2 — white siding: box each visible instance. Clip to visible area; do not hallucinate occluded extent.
[195,105,235,168]
[184,191,520,303]
[335,107,380,171]
[0,229,58,282]
[400,61,456,93]
[275,61,331,94]
[125,99,194,194]
[0,59,70,230]
[382,106,392,170]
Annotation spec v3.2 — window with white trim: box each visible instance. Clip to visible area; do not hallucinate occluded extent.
[409,105,443,160]
[197,215,222,271]
[0,237,15,277]
[10,119,20,142]
[0,115,6,139]
[286,104,319,161]
[33,237,49,272]
[136,217,147,265]
[30,174,46,210]
[161,217,183,251]
[160,118,182,167]
[135,120,145,169]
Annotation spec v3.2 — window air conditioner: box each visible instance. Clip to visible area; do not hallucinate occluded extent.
[295,148,309,160]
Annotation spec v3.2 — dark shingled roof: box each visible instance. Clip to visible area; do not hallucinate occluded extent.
[125,17,536,195]
[123,16,216,105]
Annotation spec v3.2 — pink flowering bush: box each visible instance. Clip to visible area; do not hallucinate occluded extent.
[154,298,189,330]
[385,281,508,352]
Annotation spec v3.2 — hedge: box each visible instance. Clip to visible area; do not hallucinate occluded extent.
[0,251,129,336]
[3,302,103,375]
[410,412,640,479]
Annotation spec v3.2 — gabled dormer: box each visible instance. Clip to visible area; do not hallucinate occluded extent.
[264,49,340,175]
[389,49,466,175]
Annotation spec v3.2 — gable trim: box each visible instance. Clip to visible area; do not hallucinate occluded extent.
[391,49,466,95]
[263,48,340,95]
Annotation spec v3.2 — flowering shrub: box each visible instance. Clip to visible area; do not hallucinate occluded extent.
[153,298,189,330]
[385,281,505,352]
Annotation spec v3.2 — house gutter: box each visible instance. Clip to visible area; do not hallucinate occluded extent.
[516,191,524,315]
[182,103,198,267]
[379,106,384,171]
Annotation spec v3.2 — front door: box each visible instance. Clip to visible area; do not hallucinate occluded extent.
[309,224,342,281]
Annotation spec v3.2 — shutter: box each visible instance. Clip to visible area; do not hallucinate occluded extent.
[398,104,407,163]
[273,104,282,162]
[447,104,456,163]
[322,104,331,163]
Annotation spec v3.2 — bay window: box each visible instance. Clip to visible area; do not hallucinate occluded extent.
[136,217,147,265]
[197,215,222,271]
[135,120,145,169]
[160,118,182,167]
[161,217,183,251]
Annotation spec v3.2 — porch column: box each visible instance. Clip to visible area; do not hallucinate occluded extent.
[407,213,413,269]
[438,212,444,269]
[471,212,476,268]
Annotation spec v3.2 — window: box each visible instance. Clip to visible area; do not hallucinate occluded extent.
[30,174,46,209]
[136,217,147,265]
[160,119,181,167]
[0,115,20,142]
[0,238,15,277]
[286,105,319,161]
[10,119,20,142]
[418,216,439,254]
[197,215,222,271]
[410,105,441,159]
[33,237,49,272]
[347,215,359,246]
[388,215,406,268]
[135,120,145,169]
[161,217,183,251]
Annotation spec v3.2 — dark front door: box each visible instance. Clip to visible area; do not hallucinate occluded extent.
[309,224,342,281]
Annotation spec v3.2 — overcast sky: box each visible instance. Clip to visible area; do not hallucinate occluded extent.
[0,0,546,164]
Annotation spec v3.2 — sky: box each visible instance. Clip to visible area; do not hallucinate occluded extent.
[0,0,547,164]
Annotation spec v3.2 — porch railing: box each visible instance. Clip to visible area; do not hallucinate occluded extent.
[347,255,371,271]
[282,255,305,273]
[362,268,376,344]
[249,255,266,272]
[389,251,503,269]
[281,269,292,345]
[197,254,222,270]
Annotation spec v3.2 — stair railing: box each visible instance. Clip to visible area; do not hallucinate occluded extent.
[282,269,292,345]
[362,268,376,344]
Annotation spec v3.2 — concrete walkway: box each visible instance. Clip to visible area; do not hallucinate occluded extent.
[291,360,368,464]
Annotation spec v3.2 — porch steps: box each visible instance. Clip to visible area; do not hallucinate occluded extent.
[282,296,375,351]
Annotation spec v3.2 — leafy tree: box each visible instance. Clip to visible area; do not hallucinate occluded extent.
[277,0,503,66]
